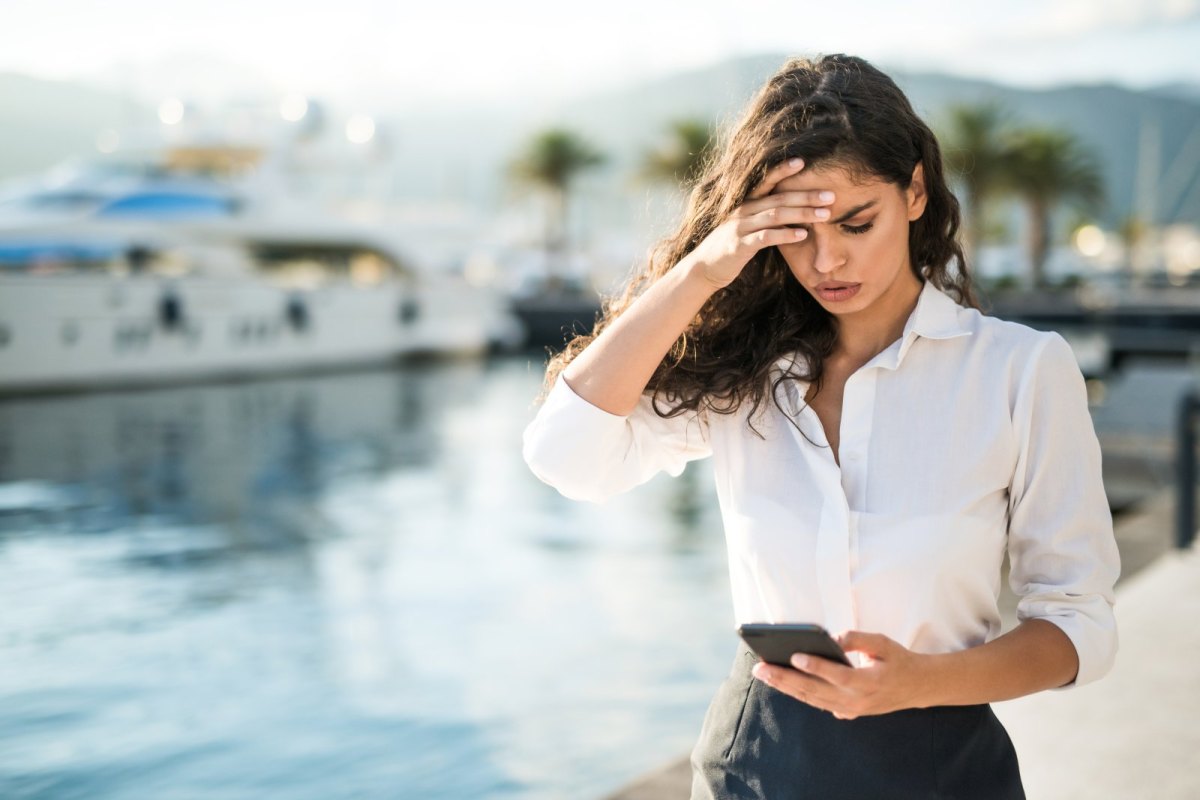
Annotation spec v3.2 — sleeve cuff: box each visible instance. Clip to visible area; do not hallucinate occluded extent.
[521,373,633,503]
[1018,595,1119,691]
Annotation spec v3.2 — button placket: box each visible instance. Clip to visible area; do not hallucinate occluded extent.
[840,370,877,634]
[785,397,853,634]
[815,497,854,637]
[838,370,877,513]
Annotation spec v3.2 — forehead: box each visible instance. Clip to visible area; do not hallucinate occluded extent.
[773,165,891,197]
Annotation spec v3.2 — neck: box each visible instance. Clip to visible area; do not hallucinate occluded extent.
[831,268,924,366]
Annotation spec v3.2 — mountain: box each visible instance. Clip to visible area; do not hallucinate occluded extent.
[1149,82,1200,103]
[2,55,1197,234]
[506,53,1200,228]
[0,73,148,180]
[379,53,1199,233]
[893,70,1200,227]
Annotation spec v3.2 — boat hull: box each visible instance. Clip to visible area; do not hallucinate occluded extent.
[0,273,512,394]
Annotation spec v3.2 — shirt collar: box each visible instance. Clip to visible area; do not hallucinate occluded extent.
[770,279,973,394]
[903,278,973,343]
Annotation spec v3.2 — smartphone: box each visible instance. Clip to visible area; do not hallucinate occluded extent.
[737,623,853,668]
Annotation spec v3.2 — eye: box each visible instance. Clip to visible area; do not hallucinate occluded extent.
[783,220,876,236]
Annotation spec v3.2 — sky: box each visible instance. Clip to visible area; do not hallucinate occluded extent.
[3,0,1198,109]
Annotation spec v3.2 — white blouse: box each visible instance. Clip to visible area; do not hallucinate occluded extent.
[521,279,1120,690]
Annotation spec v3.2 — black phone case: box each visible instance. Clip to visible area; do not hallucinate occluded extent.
[737,623,853,667]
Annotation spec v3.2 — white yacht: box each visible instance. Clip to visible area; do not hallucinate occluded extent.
[0,134,523,394]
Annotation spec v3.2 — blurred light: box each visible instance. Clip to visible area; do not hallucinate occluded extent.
[350,252,387,284]
[345,115,375,144]
[158,98,185,125]
[1164,224,1200,280]
[463,251,498,287]
[1184,241,1200,270]
[96,129,120,153]
[280,93,309,122]
[1073,224,1106,257]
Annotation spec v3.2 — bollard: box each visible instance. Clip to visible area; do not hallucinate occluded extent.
[1177,387,1200,550]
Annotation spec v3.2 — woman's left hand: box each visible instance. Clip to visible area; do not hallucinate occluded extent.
[750,630,932,719]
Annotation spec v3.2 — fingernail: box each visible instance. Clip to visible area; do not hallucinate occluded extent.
[791,654,809,669]
[789,158,802,168]
[815,208,830,219]
[819,191,835,202]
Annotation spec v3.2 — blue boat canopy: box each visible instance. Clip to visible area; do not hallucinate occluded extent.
[96,191,239,218]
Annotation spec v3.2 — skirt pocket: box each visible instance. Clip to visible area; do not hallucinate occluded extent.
[690,646,758,767]
[721,649,759,760]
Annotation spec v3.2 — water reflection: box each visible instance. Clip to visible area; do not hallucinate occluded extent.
[0,356,734,800]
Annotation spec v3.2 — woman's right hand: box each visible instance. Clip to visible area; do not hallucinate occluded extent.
[688,157,836,290]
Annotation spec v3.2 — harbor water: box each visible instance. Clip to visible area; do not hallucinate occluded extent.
[0,352,1191,799]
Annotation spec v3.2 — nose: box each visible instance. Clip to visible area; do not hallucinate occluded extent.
[809,227,847,274]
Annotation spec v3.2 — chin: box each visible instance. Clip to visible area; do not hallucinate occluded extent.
[815,290,871,314]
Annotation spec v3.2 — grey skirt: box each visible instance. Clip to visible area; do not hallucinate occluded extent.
[690,642,1026,800]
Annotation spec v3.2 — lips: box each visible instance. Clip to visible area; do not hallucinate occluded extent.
[815,283,862,302]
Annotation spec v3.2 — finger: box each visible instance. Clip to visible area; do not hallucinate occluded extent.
[741,189,836,218]
[746,157,805,200]
[838,631,895,657]
[789,653,856,687]
[738,226,809,250]
[755,663,836,707]
[742,205,832,231]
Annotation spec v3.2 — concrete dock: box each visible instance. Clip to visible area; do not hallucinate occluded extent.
[604,487,1198,799]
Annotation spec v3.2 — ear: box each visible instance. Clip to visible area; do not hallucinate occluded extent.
[906,161,928,222]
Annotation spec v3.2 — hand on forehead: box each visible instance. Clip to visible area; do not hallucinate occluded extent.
[772,163,882,197]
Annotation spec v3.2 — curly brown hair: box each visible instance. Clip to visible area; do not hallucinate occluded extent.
[538,53,984,438]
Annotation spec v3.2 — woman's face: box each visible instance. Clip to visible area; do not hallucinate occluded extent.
[772,161,928,320]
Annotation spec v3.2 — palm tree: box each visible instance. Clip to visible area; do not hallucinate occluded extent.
[1117,214,1150,284]
[507,128,606,286]
[1001,128,1104,289]
[637,118,717,189]
[938,102,1014,267]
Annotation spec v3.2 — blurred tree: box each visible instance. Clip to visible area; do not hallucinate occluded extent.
[1117,214,1150,282]
[939,102,1014,267]
[507,128,606,285]
[1117,214,1149,248]
[1001,128,1104,289]
[637,118,717,189]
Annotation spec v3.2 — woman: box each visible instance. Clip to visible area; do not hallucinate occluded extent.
[521,54,1120,799]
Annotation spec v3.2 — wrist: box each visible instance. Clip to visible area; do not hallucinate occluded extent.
[911,651,947,709]
[678,254,728,294]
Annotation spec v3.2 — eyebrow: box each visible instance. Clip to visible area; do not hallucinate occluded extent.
[830,199,878,224]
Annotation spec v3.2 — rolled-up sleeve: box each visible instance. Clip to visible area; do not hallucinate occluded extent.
[1006,331,1121,690]
[522,372,713,503]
